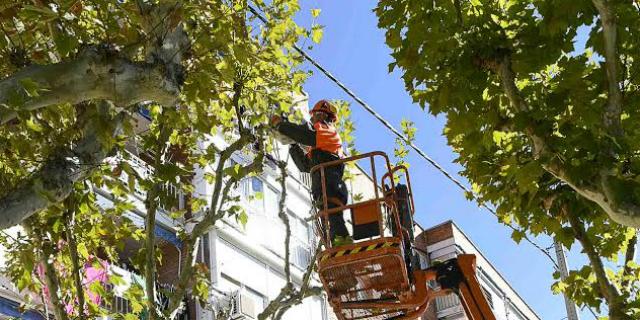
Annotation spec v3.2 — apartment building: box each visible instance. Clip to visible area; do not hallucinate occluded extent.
[0,100,542,320]
[415,221,541,320]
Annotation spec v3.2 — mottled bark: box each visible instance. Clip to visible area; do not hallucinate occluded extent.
[0,102,124,229]
[40,241,69,320]
[143,124,170,320]
[592,0,623,137]
[494,55,640,228]
[0,45,181,125]
[622,231,637,290]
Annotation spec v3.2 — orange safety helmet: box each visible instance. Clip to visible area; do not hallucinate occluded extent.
[310,99,338,122]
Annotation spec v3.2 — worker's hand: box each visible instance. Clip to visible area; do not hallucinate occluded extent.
[270,115,282,127]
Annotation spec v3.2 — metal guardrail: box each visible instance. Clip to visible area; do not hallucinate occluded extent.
[119,150,186,213]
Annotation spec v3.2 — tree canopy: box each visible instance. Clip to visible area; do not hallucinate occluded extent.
[0,0,320,318]
[376,0,640,317]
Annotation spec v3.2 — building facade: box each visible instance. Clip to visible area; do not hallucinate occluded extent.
[415,221,541,320]
[0,100,541,320]
[194,139,329,319]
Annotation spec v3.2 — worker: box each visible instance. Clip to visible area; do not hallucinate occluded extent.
[270,99,353,246]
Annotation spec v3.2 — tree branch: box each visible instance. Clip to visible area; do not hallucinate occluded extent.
[278,161,291,282]
[258,162,322,320]
[272,245,323,320]
[165,235,200,319]
[144,184,161,320]
[0,102,125,229]
[38,238,69,320]
[495,55,547,158]
[258,161,292,320]
[63,198,86,317]
[0,45,182,125]
[1,0,188,125]
[270,245,323,320]
[494,55,640,228]
[216,153,265,216]
[566,208,624,314]
[592,0,623,137]
[165,134,262,318]
[143,124,170,320]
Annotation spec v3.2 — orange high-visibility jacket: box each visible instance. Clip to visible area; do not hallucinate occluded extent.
[276,119,347,200]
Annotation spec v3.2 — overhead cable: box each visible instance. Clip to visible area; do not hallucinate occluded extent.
[247,4,560,270]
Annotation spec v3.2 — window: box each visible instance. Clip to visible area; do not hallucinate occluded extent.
[291,215,310,244]
[238,177,281,217]
[244,177,263,211]
[264,185,280,217]
[481,285,494,310]
[289,212,312,269]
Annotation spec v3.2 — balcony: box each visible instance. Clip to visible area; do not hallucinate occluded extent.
[95,148,189,235]
[120,149,187,212]
[99,265,190,319]
[435,293,464,317]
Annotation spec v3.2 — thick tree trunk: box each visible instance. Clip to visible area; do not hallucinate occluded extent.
[0,102,123,229]
[0,46,181,125]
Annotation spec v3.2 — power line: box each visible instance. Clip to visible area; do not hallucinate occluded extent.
[246,4,560,270]
[248,5,604,317]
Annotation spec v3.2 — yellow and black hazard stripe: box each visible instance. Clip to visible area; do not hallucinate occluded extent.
[320,241,399,262]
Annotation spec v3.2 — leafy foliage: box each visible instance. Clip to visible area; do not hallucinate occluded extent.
[0,0,314,318]
[376,0,640,317]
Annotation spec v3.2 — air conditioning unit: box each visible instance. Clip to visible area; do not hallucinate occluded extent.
[230,290,259,320]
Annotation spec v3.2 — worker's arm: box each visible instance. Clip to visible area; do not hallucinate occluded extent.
[289,144,312,172]
[275,120,316,147]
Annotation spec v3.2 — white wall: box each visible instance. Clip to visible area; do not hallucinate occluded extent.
[425,224,541,320]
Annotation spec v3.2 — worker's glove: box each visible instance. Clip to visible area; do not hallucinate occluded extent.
[270,115,283,127]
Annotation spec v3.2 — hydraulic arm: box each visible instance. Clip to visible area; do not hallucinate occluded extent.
[427,254,496,320]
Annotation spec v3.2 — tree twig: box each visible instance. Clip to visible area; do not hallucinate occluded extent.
[165,133,261,318]
[63,196,86,317]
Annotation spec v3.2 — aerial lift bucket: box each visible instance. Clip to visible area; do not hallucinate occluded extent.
[310,151,497,320]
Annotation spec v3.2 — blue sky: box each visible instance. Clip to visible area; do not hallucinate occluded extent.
[293,2,597,319]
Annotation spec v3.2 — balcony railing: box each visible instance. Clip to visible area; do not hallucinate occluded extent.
[117,150,187,213]
[435,293,463,316]
[299,172,312,189]
[101,266,190,319]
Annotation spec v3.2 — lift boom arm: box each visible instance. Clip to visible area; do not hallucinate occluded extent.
[406,254,496,320]
[430,254,496,320]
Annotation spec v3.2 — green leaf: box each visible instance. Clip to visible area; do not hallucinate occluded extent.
[77,242,89,259]
[54,33,76,57]
[311,25,324,44]
[26,118,43,132]
[19,78,41,97]
[511,230,525,244]
[237,211,248,228]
